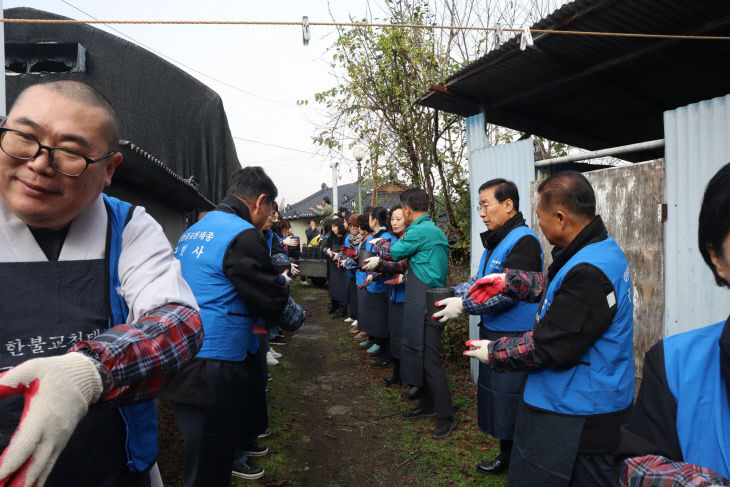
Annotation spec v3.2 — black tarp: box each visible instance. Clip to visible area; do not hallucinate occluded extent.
[3,7,239,205]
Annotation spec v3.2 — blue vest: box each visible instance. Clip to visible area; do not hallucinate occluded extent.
[387,233,406,303]
[355,236,369,286]
[365,230,392,294]
[103,195,158,473]
[175,210,258,361]
[478,226,542,332]
[523,237,634,415]
[664,322,730,478]
[344,234,355,279]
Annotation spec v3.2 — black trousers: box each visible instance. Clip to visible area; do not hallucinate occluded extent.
[171,360,249,487]
[241,343,268,444]
[417,319,454,419]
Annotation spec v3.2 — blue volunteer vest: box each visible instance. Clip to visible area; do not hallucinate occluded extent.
[388,233,406,303]
[355,236,369,286]
[104,195,158,473]
[365,230,392,294]
[478,226,542,332]
[175,210,258,361]
[344,234,355,279]
[523,237,634,415]
[663,321,730,478]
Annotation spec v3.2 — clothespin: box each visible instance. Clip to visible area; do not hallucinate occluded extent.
[302,16,311,46]
[495,22,507,44]
[520,24,533,51]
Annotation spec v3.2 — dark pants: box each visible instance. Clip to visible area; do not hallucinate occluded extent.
[570,454,615,487]
[417,320,454,419]
[171,360,248,487]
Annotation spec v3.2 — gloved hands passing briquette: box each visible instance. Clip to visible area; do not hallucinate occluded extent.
[463,339,492,363]
[357,274,373,289]
[384,274,404,286]
[368,237,382,246]
[431,296,464,323]
[467,273,507,304]
[281,270,293,285]
[0,352,103,487]
[290,263,300,277]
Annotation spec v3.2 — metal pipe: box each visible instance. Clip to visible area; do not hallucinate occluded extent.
[331,162,339,212]
[357,160,362,212]
[534,139,665,168]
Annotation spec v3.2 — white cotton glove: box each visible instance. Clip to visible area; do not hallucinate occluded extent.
[463,339,492,363]
[361,256,380,271]
[368,237,382,246]
[431,296,464,323]
[0,352,102,487]
[281,270,292,286]
[290,263,300,277]
[332,252,342,262]
[325,248,333,258]
[282,236,298,247]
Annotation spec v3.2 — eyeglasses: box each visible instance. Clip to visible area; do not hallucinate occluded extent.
[476,202,499,212]
[0,127,116,177]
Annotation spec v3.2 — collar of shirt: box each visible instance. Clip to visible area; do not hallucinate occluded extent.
[547,215,608,280]
[216,195,254,224]
[407,214,430,230]
[480,212,526,251]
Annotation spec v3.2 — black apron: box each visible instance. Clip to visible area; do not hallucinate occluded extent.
[0,257,148,487]
[327,242,346,302]
[400,263,428,387]
[387,295,404,360]
[356,285,370,335]
[348,276,358,320]
[477,327,528,440]
[507,399,584,487]
[360,287,388,338]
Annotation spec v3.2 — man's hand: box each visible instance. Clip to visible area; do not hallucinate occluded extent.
[384,274,404,285]
[290,263,300,277]
[368,237,382,246]
[463,339,492,363]
[468,273,507,304]
[361,256,380,271]
[432,296,463,322]
[316,205,323,209]
[281,270,292,286]
[282,236,298,247]
[0,352,102,487]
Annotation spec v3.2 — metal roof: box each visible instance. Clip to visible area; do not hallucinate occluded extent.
[281,182,404,220]
[420,0,730,161]
[113,142,214,211]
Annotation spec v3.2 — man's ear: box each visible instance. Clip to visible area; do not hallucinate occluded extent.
[103,152,123,186]
[254,194,268,212]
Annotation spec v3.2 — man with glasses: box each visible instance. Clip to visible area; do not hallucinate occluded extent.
[163,166,305,486]
[0,80,203,487]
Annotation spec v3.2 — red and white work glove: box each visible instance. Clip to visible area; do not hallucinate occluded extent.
[384,274,404,285]
[282,236,298,247]
[281,270,293,286]
[431,296,463,323]
[368,237,382,246]
[0,352,103,487]
[463,339,492,363]
[357,274,373,289]
[290,263,300,277]
[361,256,380,271]
[467,273,507,304]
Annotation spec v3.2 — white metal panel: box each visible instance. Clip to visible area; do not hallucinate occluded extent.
[466,113,536,379]
[664,94,730,336]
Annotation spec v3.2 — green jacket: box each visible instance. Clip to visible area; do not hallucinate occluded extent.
[390,214,449,287]
[311,203,333,219]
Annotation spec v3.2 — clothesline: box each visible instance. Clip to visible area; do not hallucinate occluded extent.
[1,18,728,41]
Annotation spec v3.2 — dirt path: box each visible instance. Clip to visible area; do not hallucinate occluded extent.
[158,283,506,487]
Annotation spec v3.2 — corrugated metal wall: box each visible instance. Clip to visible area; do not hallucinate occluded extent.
[466,113,536,380]
[663,94,730,336]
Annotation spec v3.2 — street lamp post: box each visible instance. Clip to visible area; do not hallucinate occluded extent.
[330,161,339,213]
[353,146,366,213]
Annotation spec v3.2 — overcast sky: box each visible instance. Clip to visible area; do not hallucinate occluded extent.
[3,0,383,206]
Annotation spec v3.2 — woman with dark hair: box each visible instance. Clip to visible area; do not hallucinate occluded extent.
[325,219,348,316]
[617,162,730,485]
[357,207,393,358]
[351,210,373,344]
[341,215,362,327]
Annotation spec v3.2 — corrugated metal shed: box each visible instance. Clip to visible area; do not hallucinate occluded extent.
[421,0,730,161]
[663,94,730,336]
[466,113,536,379]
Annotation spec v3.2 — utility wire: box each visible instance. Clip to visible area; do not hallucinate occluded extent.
[59,1,318,108]
[3,17,730,40]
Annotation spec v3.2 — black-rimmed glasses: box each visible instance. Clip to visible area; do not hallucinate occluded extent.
[0,127,116,177]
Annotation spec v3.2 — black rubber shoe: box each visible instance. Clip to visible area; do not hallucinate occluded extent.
[431,418,455,439]
[231,460,264,480]
[401,408,436,420]
[240,442,268,457]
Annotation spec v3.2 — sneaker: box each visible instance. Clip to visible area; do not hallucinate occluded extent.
[266,351,279,366]
[366,344,381,354]
[271,336,287,346]
[264,385,271,392]
[354,331,368,339]
[267,373,273,381]
[257,428,272,439]
[269,347,282,359]
[359,339,373,348]
[351,320,359,328]
[344,317,354,323]
[231,460,264,480]
[431,418,455,439]
[241,442,268,457]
